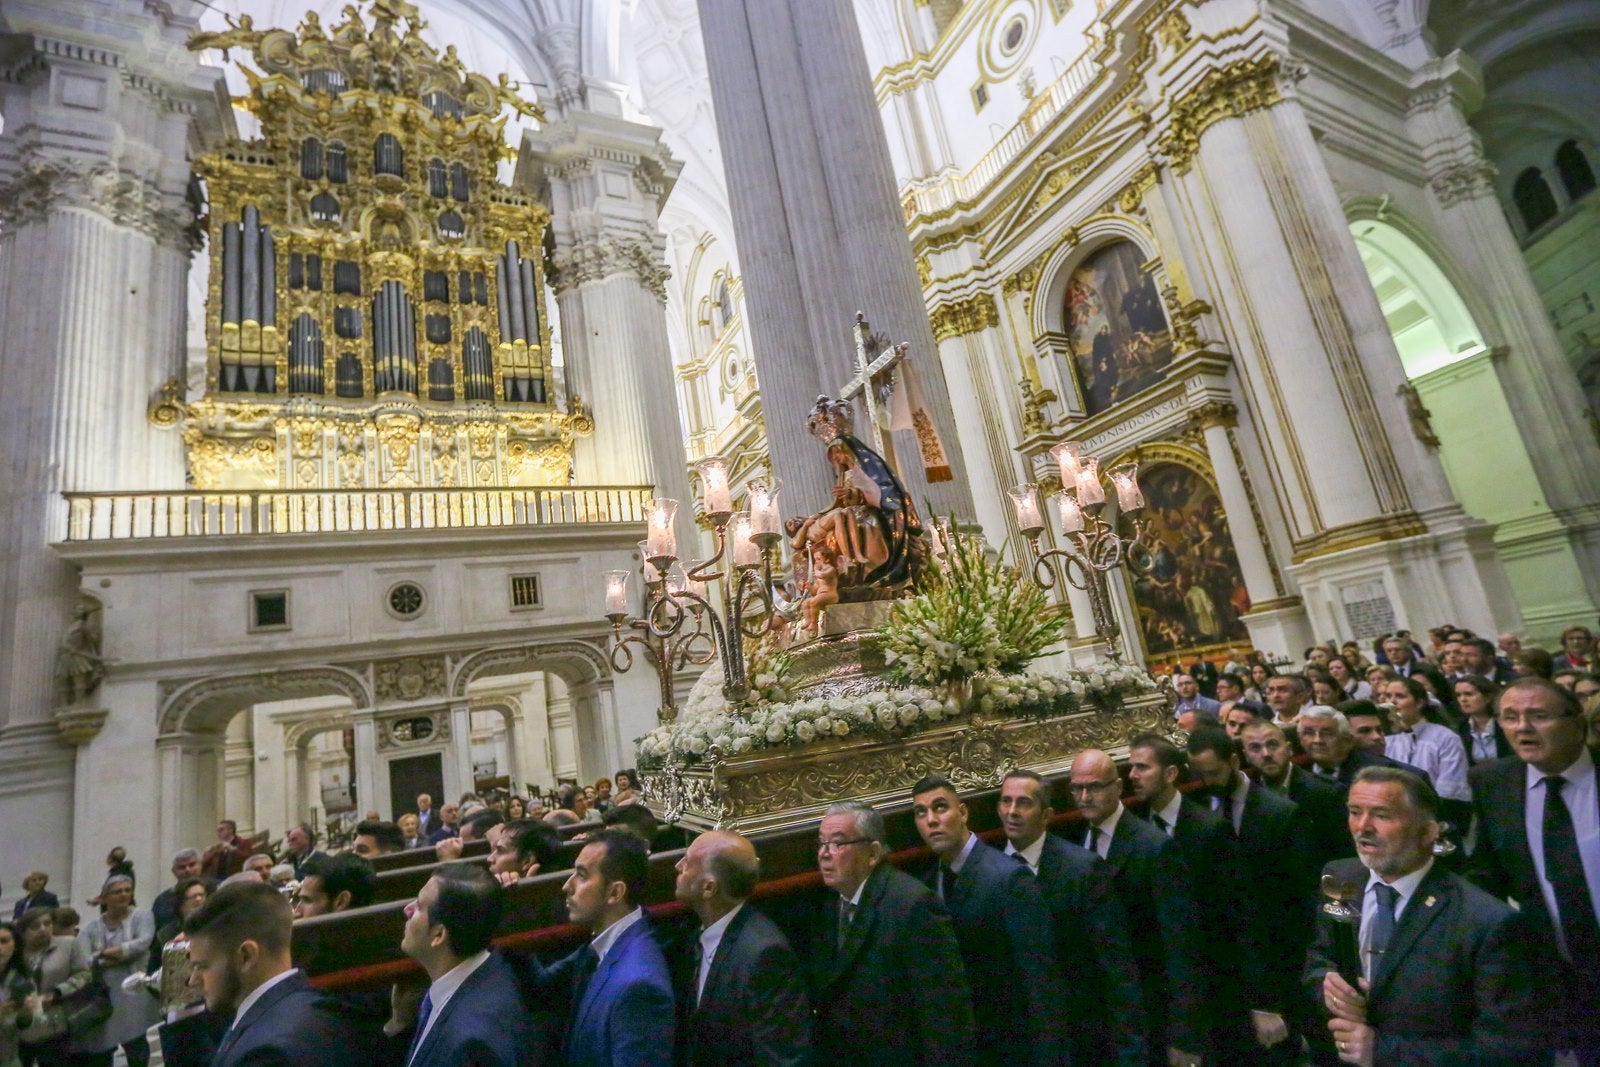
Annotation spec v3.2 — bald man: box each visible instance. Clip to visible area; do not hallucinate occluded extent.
[674,831,811,1066]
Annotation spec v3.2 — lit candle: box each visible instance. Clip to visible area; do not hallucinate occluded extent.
[637,540,661,583]
[603,569,630,618]
[1055,490,1083,533]
[1007,483,1044,535]
[746,478,782,538]
[1110,463,1144,512]
[730,513,760,567]
[646,498,678,561]
[1075,457,1105,506]
[1050,440,1084,487]
[698,458,732,517]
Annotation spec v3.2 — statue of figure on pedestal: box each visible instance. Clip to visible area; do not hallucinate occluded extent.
[56,597,105,706]
[787,396,927,633]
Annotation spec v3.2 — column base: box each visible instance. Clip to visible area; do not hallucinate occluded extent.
[1238,598,1313,661]
[1492,507,1600,644]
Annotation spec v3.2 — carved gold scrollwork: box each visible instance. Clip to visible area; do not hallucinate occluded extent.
[148,378,189,429]
[1160,56,1285,174]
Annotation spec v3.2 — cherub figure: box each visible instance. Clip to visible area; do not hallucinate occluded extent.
[494,72,548,122]
[188,13,258,59]
[802,547,841,634]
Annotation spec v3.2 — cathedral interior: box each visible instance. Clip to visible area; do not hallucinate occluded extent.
[0,0,1597,907]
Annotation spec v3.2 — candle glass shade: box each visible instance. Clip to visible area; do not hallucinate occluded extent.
[1075,457,1105,507]
[637,540,662,584]
[1007,483,1045,535]
[697,458,733,518]
[746,478,783,544]
[603,569,631,619]
[645,498,679,564]
[1050,440,1084,487]
[730,513,761,567]
[1109,463,1144,512]
[1055,490,1084,533]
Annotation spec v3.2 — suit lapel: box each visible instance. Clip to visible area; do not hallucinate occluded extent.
[696,905,750,1010]
[411,957,487,1064]
[218,972,303,1061]
[829,864,887,984]
[576,926,634,1037]
[1370,867,1451,1000]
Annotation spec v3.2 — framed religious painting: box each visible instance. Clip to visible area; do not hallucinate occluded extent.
[1125,460,1251,663]
[1063,240,1176,415]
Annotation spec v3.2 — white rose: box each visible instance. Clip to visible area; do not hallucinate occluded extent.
[834,720,851,736]
[795,721,817,743]
[765,722,787,743]
[732,736,753,754]
[875,706,898,728]
[686,736,708,755]
[898,705,920,726]
[815,715,834,734]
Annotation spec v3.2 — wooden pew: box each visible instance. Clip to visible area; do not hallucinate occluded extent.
[367,839,488,873]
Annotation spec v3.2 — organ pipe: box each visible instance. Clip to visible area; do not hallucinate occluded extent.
[221,222,241,325]
[241,205,261,324]
[261,232,276,326]
[505,239,525,342]
[519,257,538,339]
[495,257,512,341]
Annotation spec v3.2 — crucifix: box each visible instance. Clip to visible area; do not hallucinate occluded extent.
[839,311,909,470]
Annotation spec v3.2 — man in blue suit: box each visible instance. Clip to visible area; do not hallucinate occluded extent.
[399,862,544,1066]
[184,879,390,1067]
[549,828,675,1067]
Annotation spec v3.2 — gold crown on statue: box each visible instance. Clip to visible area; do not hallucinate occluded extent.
[806,395,854,443]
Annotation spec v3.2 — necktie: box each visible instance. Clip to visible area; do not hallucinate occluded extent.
[1542,776,1600,961]
[1151,813,1170,835]
[1369,883,1398,980]
[692,938,707,1005]
[1087,825,1101,854]
[1009,848,1030,869]
[405,991,434,1064]
[837,898,856,950]
[571,944,599,1012]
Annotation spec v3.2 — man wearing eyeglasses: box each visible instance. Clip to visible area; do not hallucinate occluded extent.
[808,800,975,1066]
[1468,677,1600,1063]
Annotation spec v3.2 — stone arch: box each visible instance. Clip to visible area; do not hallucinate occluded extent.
[449,638,610,698]
[159,665,372,737]
[1031,216,1161,339]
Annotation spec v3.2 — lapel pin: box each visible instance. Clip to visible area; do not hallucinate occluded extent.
[1424,895,1436,907]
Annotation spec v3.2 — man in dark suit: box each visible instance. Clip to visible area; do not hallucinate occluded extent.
[1069,748,1200,1067]
[152,849,205,930]
[184,879,390,1067]
[1307,766,1559,1064]
[398,863,542,1067]
[281,824,328,881]
[1467,678,1600,1062]
[545,828,675,1067]
[998,769,1146,1066]
[413,793,436,838]
[12,871,58,919]
[809,800,974,1066]
[911,774,1067,1066]
[1303,705,1432,786]
[673,829,810,1067]
[426,802,461,845]
[1188,727,1313,1062]
[1241,719,1351,868]
[1127,733,1278,1064]
[1459,638,1516,686]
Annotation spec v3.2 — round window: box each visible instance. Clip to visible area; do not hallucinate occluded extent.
[1002,17,1026,53]
[387,581,426,619]
[391,716,435,742]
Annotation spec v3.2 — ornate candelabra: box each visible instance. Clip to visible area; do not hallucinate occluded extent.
[603,459,783,716]
[1009,440,1149,661]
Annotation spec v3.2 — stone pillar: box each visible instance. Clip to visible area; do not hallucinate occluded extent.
[521,673,555,791]
[523,114,696,546]
[1153,50,1518,633]
[696,0,974,519]
[350,712,380,817]
[0,0,219,893]
[448,704,474,802]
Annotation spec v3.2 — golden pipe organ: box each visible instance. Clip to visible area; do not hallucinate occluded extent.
[173,2,587,491]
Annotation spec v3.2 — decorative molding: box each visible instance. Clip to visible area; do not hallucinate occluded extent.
[928,292,1001,342]
[159,666,372,735]
[448,639,611,697]
[0,156,191,246]
[372,655,448,702]
[1186,399,1238,431]
[1428,158,1497,207]
[54,705,109,746]
[1160,55,1286,174]
[1290,513,1430,565]
[549,235,672,302]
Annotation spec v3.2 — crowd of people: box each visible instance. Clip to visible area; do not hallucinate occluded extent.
[0,622,1596,1067]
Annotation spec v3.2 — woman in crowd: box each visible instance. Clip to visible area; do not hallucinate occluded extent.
[14,907,90,1067]
[74,875,157,1067]
[1411,664,1463,729]
[1340,641,1372,671]
[1326,654,1371,701]
[611,769,640,808]
[592,777,613,814]
[0,921,34,1067]
[397,813,424,849]
[1454,675,1506,765]
[1309,674,1344,707]
[506,796,526,821]
[1246,662,1275,702]
[1513,645,1554,679]
[145,880,207,978]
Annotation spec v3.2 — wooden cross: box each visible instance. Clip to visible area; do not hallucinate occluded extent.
[839,311,909,467]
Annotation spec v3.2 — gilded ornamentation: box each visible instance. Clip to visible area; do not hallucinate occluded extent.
[928,292,1001,342]
[1396,382,1440,449]
[1019,377,1058,436]
[1185,399,1238,432]
[147,379,189,428]
[1156,9,1192,54]
[1160,55,1285,174]
[185,434,278,490]
[1118,163,1161,215]
[642,692,1172,833]
[1161,284,1211,352]
[373,655,448,702]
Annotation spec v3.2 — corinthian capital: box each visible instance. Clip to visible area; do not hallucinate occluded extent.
[549,234,672,303]
[0,155,191,244]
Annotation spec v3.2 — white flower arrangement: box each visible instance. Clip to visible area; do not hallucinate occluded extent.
[636,664,1159,768]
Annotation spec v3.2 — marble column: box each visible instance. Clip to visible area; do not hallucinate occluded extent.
[524,113,696,547]
[350,712,380,817]
[0,1,218,895]
[448,704,474,802]
[696,0,974,520]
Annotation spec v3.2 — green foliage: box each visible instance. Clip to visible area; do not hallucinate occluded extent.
[879,524,1066,686]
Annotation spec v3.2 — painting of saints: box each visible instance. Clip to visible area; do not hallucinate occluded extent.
[1062,241,1176,416]
[1128,463,1250,661]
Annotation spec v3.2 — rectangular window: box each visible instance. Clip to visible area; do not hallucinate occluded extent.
[249,589,290,632]
[509,574,541,610]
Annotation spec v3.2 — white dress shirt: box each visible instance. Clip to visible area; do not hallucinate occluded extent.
[695,902,744,1005]
[1208,772,1249,833]
[1466,719,1500,763]
[1153,790,1184,836]
[1359,859,1433,982]
[1087,802,1126,858]
[232,967,300,1029]
[1386,720,1472,802]
[1524,748,1600,958]
[411,950,490,1060]
[1003,833,1047,874]
[590,906,644,965]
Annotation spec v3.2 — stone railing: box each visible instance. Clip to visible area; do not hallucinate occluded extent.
[900,48,1100,221]
[61,486,652,541]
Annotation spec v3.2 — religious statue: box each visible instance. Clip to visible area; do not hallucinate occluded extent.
[188,14,260,59]
[786,396,927,633]
[55,597,105,706]
[1397,382,1440,449]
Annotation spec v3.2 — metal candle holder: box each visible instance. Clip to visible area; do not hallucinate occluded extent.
[1319,872,1363,985]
